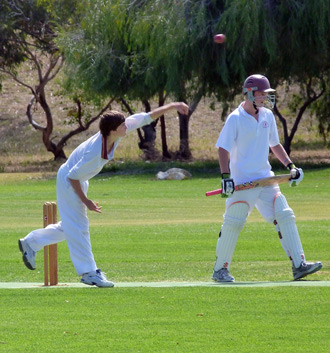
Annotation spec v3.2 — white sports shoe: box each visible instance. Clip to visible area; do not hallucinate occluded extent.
[81,269,114,288]
[18,239,36,270]
[212,268,235,282]
[292,261,322,280]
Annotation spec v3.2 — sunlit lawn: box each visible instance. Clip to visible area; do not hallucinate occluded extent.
[0,167,329,352]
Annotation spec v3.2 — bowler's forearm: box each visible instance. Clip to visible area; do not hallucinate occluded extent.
[149,102,189,119]
[68,178,88,205]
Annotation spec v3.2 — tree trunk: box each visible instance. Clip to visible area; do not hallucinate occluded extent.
[38,88,67,160]
[178,113,191,159]
[159,115,171,159]
[175,90,203,160]
[158,91,171,159]
[274,77,326,155]
[273,104,291,155]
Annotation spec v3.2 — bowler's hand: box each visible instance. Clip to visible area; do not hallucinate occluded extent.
[85,199,103,213]
[175,102,189,115]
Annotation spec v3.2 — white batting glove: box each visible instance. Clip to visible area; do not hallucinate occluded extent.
[287,163,304,187]
[221,173,235,198]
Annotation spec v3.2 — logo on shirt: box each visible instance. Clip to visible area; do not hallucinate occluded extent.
[262,121,269,128]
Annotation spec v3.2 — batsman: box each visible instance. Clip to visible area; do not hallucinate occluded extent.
[212,74,322,282]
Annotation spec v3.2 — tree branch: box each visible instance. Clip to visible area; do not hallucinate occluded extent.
[0,68,35,95]
[26,96,45,131]
[55,97,117,153]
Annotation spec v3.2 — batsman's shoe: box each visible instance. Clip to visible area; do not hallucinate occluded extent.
[18,239,36,270]
[212,268,235,282]
[292,261,322,280]
[81,269,114,288]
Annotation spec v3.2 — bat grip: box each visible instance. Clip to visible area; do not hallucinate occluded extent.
[205,189,222,196]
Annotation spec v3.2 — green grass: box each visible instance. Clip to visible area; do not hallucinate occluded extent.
[1,287,329,353]
[0,167,329,352]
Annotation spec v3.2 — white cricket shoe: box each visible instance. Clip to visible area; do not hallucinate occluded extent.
[212,268,235,282]
[81,269,114,288]
[18,239,36,270]
[292,261,322,280]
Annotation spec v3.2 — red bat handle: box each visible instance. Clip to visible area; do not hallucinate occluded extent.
[205,189,222,196]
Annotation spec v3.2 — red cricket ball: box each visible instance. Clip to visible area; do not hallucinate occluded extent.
[214,34,226,44]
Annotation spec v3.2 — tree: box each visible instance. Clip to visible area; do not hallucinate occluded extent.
[311,72,330,147]
[60,0,229,159]
[60,0,330,159]
[219,0,330,154]
[60,0,177,159]
[270,0,329,153]
[1,0,64,158]
[274,77,326,154]
[0,0,112,160]
[125,0,330,157]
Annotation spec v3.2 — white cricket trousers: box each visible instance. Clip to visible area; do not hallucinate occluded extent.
[214,185,305,271]
[24,165,97,276]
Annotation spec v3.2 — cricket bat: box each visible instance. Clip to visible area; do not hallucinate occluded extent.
[205,174,292,197]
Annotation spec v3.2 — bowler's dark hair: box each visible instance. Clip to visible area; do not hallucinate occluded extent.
[99,111,125,137]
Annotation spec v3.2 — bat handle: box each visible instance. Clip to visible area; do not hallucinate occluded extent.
[205,189,223,196]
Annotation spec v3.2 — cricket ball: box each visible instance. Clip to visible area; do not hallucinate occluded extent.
[214,34,226,44]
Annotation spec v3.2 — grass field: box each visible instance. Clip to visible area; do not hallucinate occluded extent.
[0,167,329,352]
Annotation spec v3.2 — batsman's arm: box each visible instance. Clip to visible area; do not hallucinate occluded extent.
[270,144,303,185]
[270,144,293,167]
[218,147,230,175]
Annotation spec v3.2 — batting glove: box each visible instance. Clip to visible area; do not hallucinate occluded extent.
[221,173,235,198]
[287,163,304,187]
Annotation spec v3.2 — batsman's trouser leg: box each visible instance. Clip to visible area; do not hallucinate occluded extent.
[274,193,305,267]
[214,202,249,271]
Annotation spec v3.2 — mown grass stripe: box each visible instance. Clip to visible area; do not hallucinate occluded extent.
[1,281,329,289]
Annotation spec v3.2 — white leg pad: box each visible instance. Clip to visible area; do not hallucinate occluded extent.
[214,202,249,271]
[273,221,290,258]
[274,193,305,267]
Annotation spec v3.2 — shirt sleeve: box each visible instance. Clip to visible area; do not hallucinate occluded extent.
[67,151,100,180]
[215,114,237,152]
[125,113,153,134]
[269,113,280,147]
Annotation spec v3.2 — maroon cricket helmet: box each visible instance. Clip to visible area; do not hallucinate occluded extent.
[243,74,275,94]
[242,74,276,108]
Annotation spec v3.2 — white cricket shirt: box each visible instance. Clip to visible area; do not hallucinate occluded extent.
[62,112,152,182]
[216,103,280,184]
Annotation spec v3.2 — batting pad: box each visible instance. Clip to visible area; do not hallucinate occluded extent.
[274,221,291,258]
[274,194,305,267]
[214,202,249,271]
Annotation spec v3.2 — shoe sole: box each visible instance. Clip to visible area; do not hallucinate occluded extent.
[212,277,235,283]
[18,240,36,271]
[294,263,323,280]
[81,279,115,288]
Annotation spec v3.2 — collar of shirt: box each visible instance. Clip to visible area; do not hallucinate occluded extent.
[101,136,108,160]
[239,102,262,121]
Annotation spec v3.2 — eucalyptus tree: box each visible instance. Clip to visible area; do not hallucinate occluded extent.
[310,72,330,147]
[130,0,228,158]
[158,0,330,156]
[61,0,330,159]
[0,0,111,160]
[220,0,330,154]
[60,0,175,159]
[61,0,229,159]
